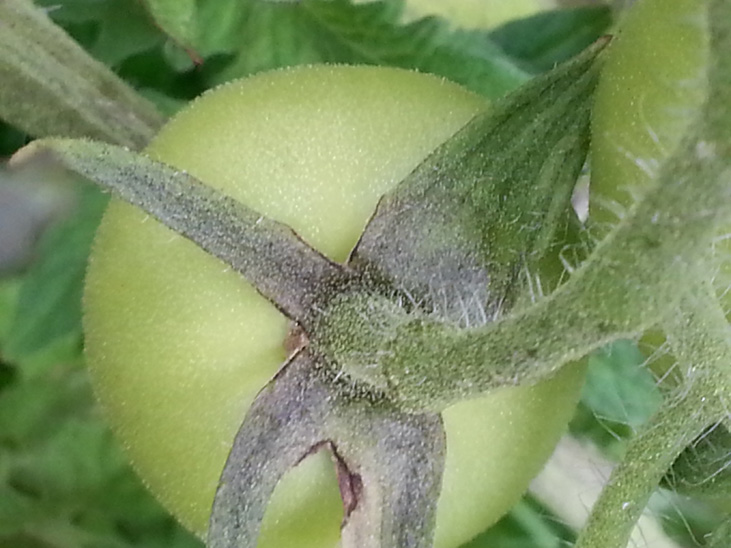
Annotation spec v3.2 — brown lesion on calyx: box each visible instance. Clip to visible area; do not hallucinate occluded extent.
[297,439,364,524]
[283,323,309,357]
[330,443,364,522]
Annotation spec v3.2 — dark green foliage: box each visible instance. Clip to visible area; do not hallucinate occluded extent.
[490,6,613,73]
[0,327,203,548]
[4,185,108,362]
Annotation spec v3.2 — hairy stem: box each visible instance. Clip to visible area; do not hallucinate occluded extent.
[575,282,731,548]
[371,0,731,410]
[0,0,163,148]
[380,122,730,409]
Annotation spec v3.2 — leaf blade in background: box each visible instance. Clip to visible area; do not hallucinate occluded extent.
[0,338,204,548]
[709,517,731,548]
[198,0,530,99]
[463,495,575,548]
[36,0,165,68]
[569,340,663,457]
[140,0,199,53]
[34,0,201,112]
[664,422,731,503]
[3,184,108,363]
[490,6,613,73]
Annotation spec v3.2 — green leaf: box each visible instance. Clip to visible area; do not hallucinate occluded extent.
[0,396,204,547]
[569,340,662,457]
[140,0,198,52]
[37,0,164,67]
[3,185,108,362]
[0,328,203,547]
[710,518,731,548]
[465,495,575,548]
[582,340,661,428]
[36,0,204,107]
[665,423,731,502]
[650,493,728,548]
[0,281,20,347]
[198,0,530,99]
[0,120,27,158]
[490,6,613,73]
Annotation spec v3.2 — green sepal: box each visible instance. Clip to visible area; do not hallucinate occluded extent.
[208,351,445,548]
[9,139,352,328]
[316,39,605,396]
[350,37,604,326]
[0,0,163,149]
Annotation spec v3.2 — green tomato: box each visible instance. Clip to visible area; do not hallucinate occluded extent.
[84,64,586,548]
[355,0,552,29]
[590,0,709,237]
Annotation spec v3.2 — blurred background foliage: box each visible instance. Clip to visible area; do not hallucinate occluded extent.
[0,1,725,547]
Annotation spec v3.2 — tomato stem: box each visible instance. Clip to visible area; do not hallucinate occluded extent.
[576,282,731,548]
[0,0,163,148]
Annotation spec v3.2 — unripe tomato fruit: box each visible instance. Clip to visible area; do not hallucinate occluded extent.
[356,0,551,29]
[590,0,709,235]
[84,65,586,548]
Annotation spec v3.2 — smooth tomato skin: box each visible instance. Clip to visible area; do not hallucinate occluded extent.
[84,65,586,547]
[590,0,709,237]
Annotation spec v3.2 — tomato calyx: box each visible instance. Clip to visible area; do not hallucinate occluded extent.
[314,38,607,409]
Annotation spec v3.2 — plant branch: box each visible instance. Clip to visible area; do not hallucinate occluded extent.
[10,138,353,327]
[0,0,163,148]
[574,281,731,548]
[367,115,730,410]
[342,0,731,411]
